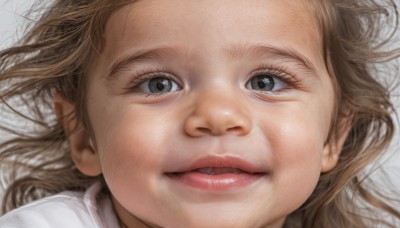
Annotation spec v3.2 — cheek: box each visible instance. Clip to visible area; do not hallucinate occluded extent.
[101,111,165,162]
[271,110,325,168]
[90,104,174,188]
[257,102,329,207]
[272,120,323,194]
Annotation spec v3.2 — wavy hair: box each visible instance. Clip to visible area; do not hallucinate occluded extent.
[0,0,399,227]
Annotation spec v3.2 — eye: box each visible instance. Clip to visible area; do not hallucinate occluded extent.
[245,75,287,92]
[138,76,181,94]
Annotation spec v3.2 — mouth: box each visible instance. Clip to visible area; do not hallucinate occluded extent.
[165,155,268,191]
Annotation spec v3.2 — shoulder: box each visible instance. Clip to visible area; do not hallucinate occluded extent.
[0,191,94,228]
[0,182,118,228]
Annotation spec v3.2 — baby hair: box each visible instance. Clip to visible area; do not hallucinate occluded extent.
[0,0,399,227]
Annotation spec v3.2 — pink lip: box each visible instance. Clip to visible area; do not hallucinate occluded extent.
[166,155,268,191]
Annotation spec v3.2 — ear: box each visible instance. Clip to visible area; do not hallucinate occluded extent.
[54,94,102,177]
[321,116,352,173]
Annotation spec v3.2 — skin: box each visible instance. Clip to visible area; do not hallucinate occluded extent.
[57,0,350,227]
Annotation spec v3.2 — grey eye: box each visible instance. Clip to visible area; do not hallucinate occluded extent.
[246,75,275,91]
[140,77,180,93]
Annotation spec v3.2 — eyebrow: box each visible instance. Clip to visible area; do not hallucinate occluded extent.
[106,47,188,80]
[106,43,318,80]
[225,43,318,75]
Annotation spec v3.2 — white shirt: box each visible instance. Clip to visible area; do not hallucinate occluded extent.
[0,182,120,228]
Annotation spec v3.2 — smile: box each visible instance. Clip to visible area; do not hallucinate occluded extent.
[165,155,268,191]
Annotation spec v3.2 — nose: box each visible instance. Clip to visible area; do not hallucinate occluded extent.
[184,91,252,137]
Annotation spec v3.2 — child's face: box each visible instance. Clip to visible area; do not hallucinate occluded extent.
[80,0,337,227]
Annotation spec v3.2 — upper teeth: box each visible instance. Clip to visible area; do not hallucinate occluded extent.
[197,167,242,175]
[197,167,214,175]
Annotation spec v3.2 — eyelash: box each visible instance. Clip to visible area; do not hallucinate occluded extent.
[125,67,180,97]
[248,64,300,94]
[124,64,300,96]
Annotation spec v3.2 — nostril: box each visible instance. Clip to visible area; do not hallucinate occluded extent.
[183,105,252,137]
[197,127,213,135]
[228,126,244,133]
[197,126,245,136]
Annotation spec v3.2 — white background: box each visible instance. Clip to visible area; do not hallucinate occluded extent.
[0,0,399,211]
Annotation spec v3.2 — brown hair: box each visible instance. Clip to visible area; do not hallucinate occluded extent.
[0,0,399,227]
[290,0,400,227]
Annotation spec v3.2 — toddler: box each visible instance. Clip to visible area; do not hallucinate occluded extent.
[0,0,400,227]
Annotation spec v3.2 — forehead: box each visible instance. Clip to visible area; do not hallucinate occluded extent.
[95,0,325,75]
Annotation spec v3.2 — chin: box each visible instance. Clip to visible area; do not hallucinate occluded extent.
[157,207,284,228]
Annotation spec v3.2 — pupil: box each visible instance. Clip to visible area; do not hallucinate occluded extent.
[149,77,172,93]
[249,75,275,91]
[156,81,165,91]
[258,80,266,88]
